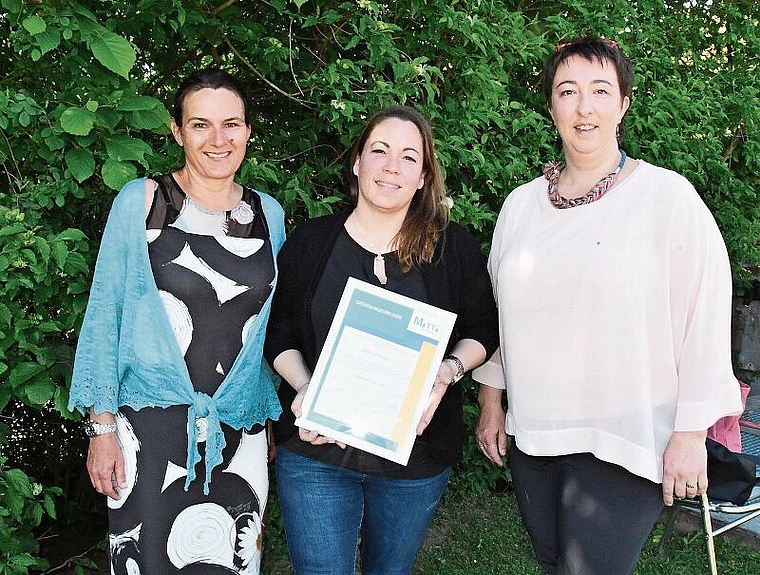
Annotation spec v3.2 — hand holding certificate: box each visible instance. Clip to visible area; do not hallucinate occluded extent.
[295,278,457,465]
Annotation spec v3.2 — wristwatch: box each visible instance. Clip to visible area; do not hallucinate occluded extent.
[444,354,465,385]
[83,419,117,437]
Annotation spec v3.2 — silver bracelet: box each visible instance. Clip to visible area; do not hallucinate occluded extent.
[84,419,117,437]
[444,354,465,384]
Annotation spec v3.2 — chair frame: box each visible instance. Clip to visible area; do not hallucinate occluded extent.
[659,388,760,573]
[659,491,760,574]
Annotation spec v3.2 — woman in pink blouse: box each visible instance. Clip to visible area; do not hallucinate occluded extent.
[473,37,742,574]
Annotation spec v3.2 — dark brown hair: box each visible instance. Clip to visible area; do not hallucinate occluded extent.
[345,106,449,272]
[173,68,251,127]
[543,37,634,141]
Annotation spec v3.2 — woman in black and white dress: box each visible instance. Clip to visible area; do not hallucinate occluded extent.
[69,69,285,574]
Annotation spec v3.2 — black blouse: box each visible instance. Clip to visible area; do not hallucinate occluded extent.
[265,212,499,477]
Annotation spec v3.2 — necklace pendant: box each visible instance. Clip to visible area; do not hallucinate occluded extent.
[373,254,387,285]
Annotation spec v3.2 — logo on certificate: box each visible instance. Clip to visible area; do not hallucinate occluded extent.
[408,311,443,338]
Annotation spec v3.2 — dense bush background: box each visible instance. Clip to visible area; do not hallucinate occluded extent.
[1,0,758,571]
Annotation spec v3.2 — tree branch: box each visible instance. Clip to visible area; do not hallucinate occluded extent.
[723,123,745,164]
[289,19,305,97]
[224,39,314,108]
[40,541,104,575]
[211,0,236,18]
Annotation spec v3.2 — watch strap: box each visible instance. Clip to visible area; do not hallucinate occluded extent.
[84,419,117,437]
[444,354,465,384]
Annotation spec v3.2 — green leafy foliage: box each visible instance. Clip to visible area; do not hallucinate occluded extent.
[1,0,759,569]
[0,456,62,575]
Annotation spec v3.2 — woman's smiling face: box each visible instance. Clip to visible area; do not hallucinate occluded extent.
[171,87,251,182]
[352,117,426,216]
[549,55,630,159]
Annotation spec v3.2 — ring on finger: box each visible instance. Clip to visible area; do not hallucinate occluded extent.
[686,482,697,489]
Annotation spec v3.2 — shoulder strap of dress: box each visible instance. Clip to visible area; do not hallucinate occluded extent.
[145,174,178,228]
[245,187,270,240]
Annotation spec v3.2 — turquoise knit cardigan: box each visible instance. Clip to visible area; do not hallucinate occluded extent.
[68,178,285,493]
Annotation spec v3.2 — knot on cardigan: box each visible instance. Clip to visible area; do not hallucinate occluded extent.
[192,391,212,417]
[185,392,226,495]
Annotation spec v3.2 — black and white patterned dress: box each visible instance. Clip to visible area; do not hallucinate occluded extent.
[106,174,274,574]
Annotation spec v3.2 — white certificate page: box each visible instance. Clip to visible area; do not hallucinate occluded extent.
[296,278,457,464]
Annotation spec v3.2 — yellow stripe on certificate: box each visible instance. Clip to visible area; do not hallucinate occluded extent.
[391,341,436,445]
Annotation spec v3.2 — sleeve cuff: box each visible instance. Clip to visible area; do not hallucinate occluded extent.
[472,349,506,390]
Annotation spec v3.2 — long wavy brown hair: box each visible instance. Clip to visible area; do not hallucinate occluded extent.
[345,106,449,272]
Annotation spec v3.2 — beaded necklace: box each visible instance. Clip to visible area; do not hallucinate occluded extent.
[545,149,627,209]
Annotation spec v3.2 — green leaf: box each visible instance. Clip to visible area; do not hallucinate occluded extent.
[116,95,164,112]
[45,134,67,151]
[60,107,95,136]
[88,31,136,79]
[5,468,34,498]
[43,494,56,518]
[54,386,72,418]
[68,279,91,295]
[11,553,43,568]
[56,229,86,242]
[1,0,22,15]
[22,15,46,35]
[101,158,137,190]
[0,224,25,237]
[33,236,50,264]
[127,108,170,131]
[24,379,55,406]
[37,321,60,333]
[8,362,45,388]
[72,4,98,22]
[0,382,11,412]
[104,135,153,164]
[34,27,61,55]
[63,252,90,276]
[21,248,37,266]
[0,302,10,326]
[96,108,122,130]
[51,242,68,268]
[65,148,96,183]
[31,502,43,527]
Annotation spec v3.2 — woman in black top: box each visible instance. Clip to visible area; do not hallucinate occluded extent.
[265,106,498,574]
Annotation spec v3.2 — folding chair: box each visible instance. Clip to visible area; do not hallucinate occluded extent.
[658,423,760,575]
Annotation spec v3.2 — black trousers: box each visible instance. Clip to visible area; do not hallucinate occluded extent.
[509,443,664,575]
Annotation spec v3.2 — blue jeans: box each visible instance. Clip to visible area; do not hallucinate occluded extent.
[276,447,451,575]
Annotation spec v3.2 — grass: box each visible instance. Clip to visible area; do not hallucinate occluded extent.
[43,472,760,574]
[261,489,760,575]
[412,491,542,575]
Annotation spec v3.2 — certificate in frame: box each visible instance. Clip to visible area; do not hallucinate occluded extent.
[295,277,457,465]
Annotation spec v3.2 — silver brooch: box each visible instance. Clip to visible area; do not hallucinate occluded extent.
[230,201,254,224]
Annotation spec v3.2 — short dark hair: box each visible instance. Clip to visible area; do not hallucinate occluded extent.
[173,68,251,126]
[542,37,634,140]
[345,105,449,271]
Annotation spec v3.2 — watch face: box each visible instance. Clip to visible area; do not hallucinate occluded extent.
[84,420,96,437]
